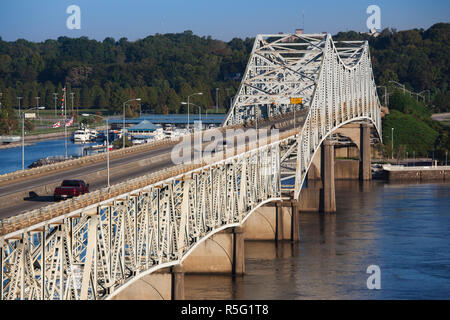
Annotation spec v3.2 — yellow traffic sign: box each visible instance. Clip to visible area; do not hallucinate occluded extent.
[290,97,303,105]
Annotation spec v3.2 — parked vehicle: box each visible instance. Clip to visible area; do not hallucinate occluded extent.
[54,180,89,201]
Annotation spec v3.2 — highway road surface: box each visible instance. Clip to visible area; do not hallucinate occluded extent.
[0,114,302,220]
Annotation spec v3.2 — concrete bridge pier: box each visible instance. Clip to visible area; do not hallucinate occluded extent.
[112,226,245,301]
[244,198,300,242]
[298,140,337,213]
[320,139,336,213]
[181,227,245,275]
[290,199,300,242]
[171,265,185,300]
[360,123,372,181]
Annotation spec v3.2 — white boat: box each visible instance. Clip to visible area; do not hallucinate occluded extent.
[88,129,98,141]
[72,128,93,142]
[0,136,21,144]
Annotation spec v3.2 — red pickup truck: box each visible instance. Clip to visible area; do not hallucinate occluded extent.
[54,180,89,201]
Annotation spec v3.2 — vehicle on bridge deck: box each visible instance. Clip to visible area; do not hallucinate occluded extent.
[54,180,90,201]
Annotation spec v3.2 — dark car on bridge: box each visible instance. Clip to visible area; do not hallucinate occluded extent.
[54,180,89,201]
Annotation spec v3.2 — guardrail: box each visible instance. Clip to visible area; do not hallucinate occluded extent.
[0,125,300,237]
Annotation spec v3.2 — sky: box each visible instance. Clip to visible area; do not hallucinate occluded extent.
[0,0,449,43]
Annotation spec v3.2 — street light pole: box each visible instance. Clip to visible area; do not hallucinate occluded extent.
[22,106,45,170]
[22,113,24,170]
[83,113,110,187]
[197,106,202,131]
[187,93,203,133]
[17,97,22,117]
[106,117,110,187]
[391,127,394,160]
[216,88,219,112]
[64,90,68,159]
[122,98,141,148]
[36,97,40,124]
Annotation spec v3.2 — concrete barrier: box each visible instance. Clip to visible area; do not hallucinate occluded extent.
[382,165,449,181]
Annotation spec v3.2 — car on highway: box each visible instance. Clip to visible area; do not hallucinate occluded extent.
[54,180,90,201]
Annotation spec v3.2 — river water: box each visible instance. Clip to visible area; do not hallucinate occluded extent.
[0,139,97,175]
[185,181,450,300]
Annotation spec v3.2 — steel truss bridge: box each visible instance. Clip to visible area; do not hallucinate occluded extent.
[0,33,381,300]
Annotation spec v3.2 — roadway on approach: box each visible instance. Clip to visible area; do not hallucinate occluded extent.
[0,114,302,220]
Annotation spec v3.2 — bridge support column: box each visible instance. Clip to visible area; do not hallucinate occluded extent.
[290,199,300,242]
[181,228,245,274]
[360,123,372,181]
[171,265,185,300]
[233,227,245,275]
[275,202,284,242]
[321,140,336,213]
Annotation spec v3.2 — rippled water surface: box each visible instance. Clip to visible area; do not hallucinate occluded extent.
[185,181,450,300]
[0,139,97,175]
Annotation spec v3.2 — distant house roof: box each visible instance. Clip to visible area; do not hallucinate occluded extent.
[127,120,157,132]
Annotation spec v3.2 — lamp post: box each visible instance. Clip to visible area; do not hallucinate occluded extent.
[17,97,22,117]
[22,106,45,170]
[63,90,68,160]
[197,106,202,131]
[186,93,203,133]
[122,98,141,149]
[36,97,41,125]
[215,88,219,112]
[83,113,111,187]
[182,102,203,132]
[391,127,394,160]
